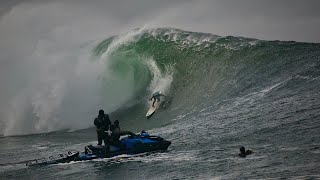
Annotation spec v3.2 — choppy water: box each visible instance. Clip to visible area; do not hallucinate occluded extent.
[1,28,320,179]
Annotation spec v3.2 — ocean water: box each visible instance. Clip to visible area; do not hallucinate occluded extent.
[1,28,320,179]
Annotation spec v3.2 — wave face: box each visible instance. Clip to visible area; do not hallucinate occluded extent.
[1,28,320,136]
[95,28,320,116]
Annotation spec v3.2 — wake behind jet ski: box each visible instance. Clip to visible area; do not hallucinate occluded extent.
[26,131,171,166]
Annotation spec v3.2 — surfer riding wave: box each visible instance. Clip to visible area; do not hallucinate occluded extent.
[149,91,165,107]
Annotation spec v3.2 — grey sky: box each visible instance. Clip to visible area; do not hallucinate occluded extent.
[0,0,320,42]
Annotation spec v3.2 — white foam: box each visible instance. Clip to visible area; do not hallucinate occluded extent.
[100,28,147,60]
[146,58,174,96]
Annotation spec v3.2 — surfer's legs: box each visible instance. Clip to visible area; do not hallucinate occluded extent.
[152,98,156,107]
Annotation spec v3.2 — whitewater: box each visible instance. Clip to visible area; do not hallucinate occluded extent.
[1,2,320,180]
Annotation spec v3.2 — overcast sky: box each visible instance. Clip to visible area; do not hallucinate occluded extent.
[0,0,320,42]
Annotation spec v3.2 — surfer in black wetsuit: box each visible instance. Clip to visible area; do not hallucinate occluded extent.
[94,109,111,146]
[238,146,253,157]
[110,120,135,149]
[149,91,165,107]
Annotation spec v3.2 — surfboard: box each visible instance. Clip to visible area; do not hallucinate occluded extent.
[146,98,161,118]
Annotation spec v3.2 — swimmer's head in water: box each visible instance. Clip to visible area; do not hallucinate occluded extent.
[240,146,246,154]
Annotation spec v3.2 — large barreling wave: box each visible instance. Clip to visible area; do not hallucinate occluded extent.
[1,27,320,136]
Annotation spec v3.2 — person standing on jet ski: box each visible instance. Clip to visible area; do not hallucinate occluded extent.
[149,91,165,107]
[110,120,135,149]
[94,109,112,146]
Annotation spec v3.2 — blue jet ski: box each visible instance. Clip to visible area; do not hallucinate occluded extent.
[26,131,171,166]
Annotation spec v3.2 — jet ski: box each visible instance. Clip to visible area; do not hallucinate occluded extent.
[26,151,79,166]
[26,131,171,166]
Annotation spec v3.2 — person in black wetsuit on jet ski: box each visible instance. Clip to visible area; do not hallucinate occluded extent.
[94,109,111,146]
[110,120,135,149]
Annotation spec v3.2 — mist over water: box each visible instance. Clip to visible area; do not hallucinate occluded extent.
[0,3,134,135]
[0,5,175,136]
[1,1,320,179]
